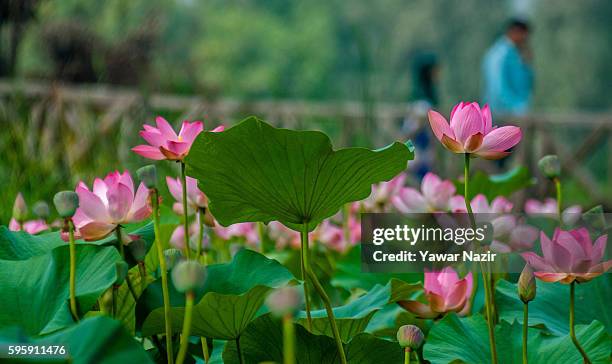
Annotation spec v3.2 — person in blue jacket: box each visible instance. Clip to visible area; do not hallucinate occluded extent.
[482,19,534,115]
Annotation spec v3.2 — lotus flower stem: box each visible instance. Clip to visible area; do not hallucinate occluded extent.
[67,218,79,321]
[115,227,138,301]
[196,209,204,258]
[138,262,147,291]
[236,336,245,364]
[180,161,192,260]
[151,188,175,364]
[464,153,497,364]
[554,177,563,226]
[522,302,528,364]
[201,337,209,363]
[176,290,195,364]
[405,348,411,364]
[570,282,591,364]
[299,227,313,330]
[283,313,296,364]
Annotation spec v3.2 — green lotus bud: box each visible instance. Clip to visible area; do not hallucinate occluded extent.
[12,193,28,222]
[53,191,80,218]
[518,264,536,303]
[164,248,183,270]
[136,165,158,189]
[538,155,560,179]
[128,239,147,261]
[397,325,424,349]
[33,201,50,220]
[115,261,129,285]
[171,261,206,293]
[265,286,302,317]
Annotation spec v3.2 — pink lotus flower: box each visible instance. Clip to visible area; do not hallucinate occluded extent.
[450,194,513,214]
[363,174,406,212]
[268,221,302,249]
[489,215,539,253]
[8,218,49,234]
[428,102,522,159]
[317,218,361,253]
[132,117,224,161]
[524,198,582,226]
[398,267,473,318]
[214,222,259,247]
[73,171,152,241]
[166,176,207,215]
[170,217,209,251]
[522,228,611,284]
[392,172,456,213]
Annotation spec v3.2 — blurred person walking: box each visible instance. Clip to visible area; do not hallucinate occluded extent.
[482,19,534,115]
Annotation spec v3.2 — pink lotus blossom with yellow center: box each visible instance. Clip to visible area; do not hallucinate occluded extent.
[522,228,611,284]
[73,171,152,241]
[428,102,522,159]
[132,116,224,161]
[398,267,473,318]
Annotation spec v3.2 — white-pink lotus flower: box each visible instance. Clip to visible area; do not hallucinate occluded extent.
[214,222,259,247]
[363,174,406,212]
[428,102,522,159]
[524,198,582,226]
[392,172,456,213]
[9,218,49,234]
[450,194,513,214]
[166,176,207,214]
[73,171,151,241]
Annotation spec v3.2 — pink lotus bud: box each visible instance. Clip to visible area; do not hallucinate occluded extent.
[518,264,536,303]
[171,260,206,293]
[53,191,79,218]
[538,155,560,179]
[136,165,158,189]
[12,193,28,222]
[397,325,424,349]
[265,286,302,317]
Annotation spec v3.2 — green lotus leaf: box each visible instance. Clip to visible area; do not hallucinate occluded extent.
[0,316,152,364]
[0,244,121,335]
[455,166,534,199]
[139,249,295,340]
[186,116,413,231]
[222,313,403,363]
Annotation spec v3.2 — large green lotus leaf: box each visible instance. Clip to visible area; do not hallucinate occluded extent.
[186,117,413,231]
[295,279,420,342]
[455,166,534,199]
[140,249,295,340]
[0,222,154,262]
[0,244,121,335]
[424,314,611,364]
[223,313,403,364]
[0,316,152,364]
[496,277,612,335]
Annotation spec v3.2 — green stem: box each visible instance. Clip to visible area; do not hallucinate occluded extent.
[180,161,192,260]
[67,219,79,321]
[405,348,411,364]
[570,282,591,364]
[116,227,138,301]
[283,314,296,364]
[138,262,147,291]
[257,222,266,253]
[464,153,497,364]
[303,222,346,364]
[299,226,313,330]
[554,177,563,226]
[112,285,118,318]
[201,337,209,363]
[236,336,245,364]
[522,303,528,364]
[196,209,204,258]
[152,188,175,364]
[176,291,195,364]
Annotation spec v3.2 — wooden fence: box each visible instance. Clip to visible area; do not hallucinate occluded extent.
[1,78,611,207]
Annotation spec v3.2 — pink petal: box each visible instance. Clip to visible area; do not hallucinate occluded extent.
[156,116,178,140]
[470,194,489,213]
[139,129,165,147]
[591,235,607,264]
[128,183,152,221]
[79,221,116,241]
[178,121,204,144]
[92,178,109,204]
[451,103,484,145]
[449,195,468,212]
[479,126,522,152]
[443,278,469,311]
[428,110,453,142]
[449,102,465,121]
[166,176,183,202]
[481,104,493,134]
[421,172,442,200]
[424,269,443,295]
[76,185,111,222]
[534,272,569,283]
[132,145,166,160]
[23,220,49,234]
[170,226,186,249]
[391,188,427,213]
[473,150,511,160]
[397,300,438,319]
[166,140,192,156]
[464,132,484,152]
[441,135,464,153]
[522,252,556,272]
[212,125,225,132]
[491,197,513,213]
[8,218,20,231]
[106,182,133,222]
[118,171,135,195]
